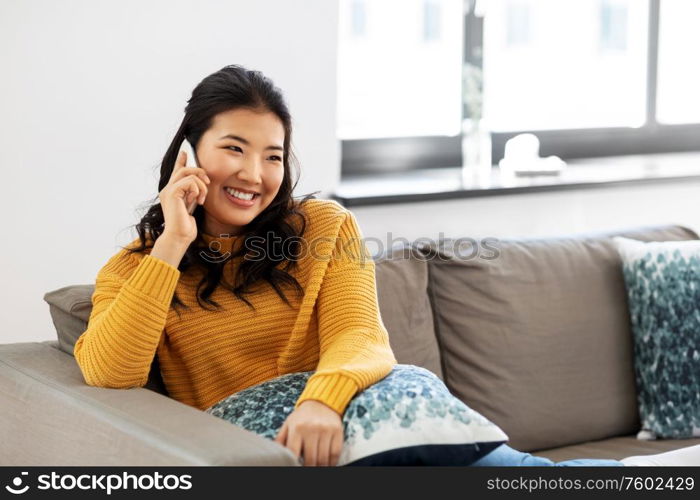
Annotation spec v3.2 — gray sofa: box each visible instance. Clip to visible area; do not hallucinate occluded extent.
[2,224,700,465]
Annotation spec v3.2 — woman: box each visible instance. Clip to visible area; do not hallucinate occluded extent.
[74,64,664,467]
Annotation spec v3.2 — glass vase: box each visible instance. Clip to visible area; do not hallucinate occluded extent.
[461,118,492,187]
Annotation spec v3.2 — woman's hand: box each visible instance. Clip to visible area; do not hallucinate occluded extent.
[274,400,344,466]
[159,149,211,244]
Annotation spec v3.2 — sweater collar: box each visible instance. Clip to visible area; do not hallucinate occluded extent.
[201,231,244,255]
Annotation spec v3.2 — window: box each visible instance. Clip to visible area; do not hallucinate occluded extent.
[656,0,700,124]
[485,0,648,131]
[337,0,463,140]
[337,0,464,174]
[338,0,700,177]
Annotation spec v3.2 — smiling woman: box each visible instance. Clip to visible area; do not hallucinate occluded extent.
[75,64,404,467]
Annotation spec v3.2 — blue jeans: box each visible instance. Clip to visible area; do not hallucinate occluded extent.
[471,444,625,466]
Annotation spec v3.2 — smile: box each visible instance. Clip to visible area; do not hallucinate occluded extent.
[223,187,258,208]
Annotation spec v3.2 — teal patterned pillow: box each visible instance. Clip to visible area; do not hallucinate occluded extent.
[205,364,508,466]
[614,236,700,439]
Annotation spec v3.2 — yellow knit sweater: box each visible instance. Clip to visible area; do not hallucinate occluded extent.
[74,199,397,415]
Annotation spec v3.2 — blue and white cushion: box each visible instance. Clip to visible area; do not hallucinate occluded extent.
[613,236,700,439]
[205,364,508,466]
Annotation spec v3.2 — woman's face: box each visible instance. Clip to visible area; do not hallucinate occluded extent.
[195,108,286,237]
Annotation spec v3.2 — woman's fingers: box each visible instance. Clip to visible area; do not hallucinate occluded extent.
[179,174,208,205]
[173,150,186,172]
[286,428,304,464]
[193,175,208,204]
[302,433,318,467]
[169,159,211,187]
[171,175,207,216]
[316,431,332,466]
[329,428,343,466]
[176,168,211,188]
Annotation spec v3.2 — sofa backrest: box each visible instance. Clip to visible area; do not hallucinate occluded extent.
[425,224,699,452]
[374,244,443,380]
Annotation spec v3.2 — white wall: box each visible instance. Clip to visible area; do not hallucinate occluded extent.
[0,0,339,343]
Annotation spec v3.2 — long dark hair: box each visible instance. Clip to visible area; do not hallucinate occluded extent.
[123,65,318,317]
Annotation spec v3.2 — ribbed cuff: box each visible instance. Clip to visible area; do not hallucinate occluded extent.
[294,372,360,416]
[124,254,181,305]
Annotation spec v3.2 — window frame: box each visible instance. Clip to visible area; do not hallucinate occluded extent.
[340,0,700,178]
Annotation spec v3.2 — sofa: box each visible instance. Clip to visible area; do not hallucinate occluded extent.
[2,223,700,465]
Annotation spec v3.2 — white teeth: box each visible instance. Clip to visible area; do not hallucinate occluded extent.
[224,187,256,201]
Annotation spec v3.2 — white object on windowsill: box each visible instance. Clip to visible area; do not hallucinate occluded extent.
[498,133,567,176]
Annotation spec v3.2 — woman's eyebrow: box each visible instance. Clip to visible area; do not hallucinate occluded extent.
[218,134,284,152]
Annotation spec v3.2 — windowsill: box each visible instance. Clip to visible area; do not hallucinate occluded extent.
[331,152,700,207]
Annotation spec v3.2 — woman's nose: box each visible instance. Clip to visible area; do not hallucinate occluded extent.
[237,158,263,184]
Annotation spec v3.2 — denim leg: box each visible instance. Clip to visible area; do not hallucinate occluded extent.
[471,444,625,467]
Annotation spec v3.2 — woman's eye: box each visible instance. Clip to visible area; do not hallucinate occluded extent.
[227,146,279,162]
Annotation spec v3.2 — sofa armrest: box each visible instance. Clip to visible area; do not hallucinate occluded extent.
[0,342,299,466]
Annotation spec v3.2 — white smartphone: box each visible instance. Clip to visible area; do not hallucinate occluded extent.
[177,138,201,214]
[178,138,199,169]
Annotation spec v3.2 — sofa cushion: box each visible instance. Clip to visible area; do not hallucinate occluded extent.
[613,236,700,439]
[43,284,168,396]
[532,435,700,462]
[426,225,699,452]
[43,284,94,356]
[374,244,443,380]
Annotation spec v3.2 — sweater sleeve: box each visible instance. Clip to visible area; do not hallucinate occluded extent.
[294,210,398,415]
[73,241,181,389]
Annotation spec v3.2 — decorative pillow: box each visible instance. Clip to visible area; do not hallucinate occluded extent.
[613,236,700,439]
[43,283,169,395]
[205,364,508,466]
[43,284,95,356]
